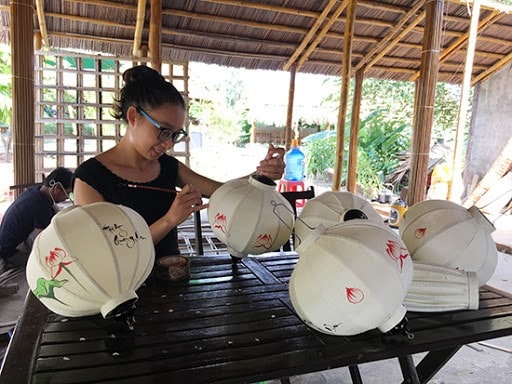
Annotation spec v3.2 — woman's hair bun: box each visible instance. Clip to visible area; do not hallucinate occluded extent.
[123,65,164,85]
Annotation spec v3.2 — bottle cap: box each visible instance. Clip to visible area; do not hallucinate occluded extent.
[291,138,299,147]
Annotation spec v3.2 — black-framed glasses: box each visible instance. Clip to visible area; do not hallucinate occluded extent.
[136,107,188,143]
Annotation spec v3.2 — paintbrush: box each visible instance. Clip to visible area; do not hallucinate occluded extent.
[119,183,178,194]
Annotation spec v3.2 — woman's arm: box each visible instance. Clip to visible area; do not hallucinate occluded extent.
[73,178,106,205]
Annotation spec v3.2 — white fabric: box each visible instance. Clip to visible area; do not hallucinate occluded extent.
[404,262,479,312]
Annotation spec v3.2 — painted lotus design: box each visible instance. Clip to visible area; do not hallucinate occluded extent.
[414,227,427,239]
[346,287,365,304]
[34,247,87,305]
[254,234,273,250]
[213,213,228,235]
[386,240,409,272]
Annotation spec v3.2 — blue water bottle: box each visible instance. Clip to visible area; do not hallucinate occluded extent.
[284,138,305,181]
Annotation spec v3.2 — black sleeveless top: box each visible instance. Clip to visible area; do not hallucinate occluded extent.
[73,155,180,258]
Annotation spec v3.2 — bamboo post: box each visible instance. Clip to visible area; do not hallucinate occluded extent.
[333,0,357,191]
[149,0,162,71]
[448,0,481,201]
[10,0,35,195]
[133,0,147,57]
[34,0,48,47]
[408,0,444,206]
[347,69,364,193]
[285,64,296,151]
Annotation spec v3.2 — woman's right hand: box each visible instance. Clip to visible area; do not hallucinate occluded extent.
[166,184,208,225]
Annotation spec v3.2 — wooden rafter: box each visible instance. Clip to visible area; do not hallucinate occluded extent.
[472,49,512,85]
[282,0,339,71]
[409,10,503,81]
[34,0,48,47]
[149,0,162,71]
[296,1,349,70]
[133,0,147,57]
[354,0,426,73]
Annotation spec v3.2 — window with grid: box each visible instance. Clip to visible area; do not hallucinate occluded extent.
[34,51,190,178]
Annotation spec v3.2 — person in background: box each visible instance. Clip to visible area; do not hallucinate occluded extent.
[73,65,285,259]
[0,167,73,271]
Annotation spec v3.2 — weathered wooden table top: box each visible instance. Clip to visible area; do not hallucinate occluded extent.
[1,252,512,384]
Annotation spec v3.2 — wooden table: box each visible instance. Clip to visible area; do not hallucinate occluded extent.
[2,252,512,384]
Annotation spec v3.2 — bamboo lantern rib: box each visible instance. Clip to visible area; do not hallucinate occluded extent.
[149,0,162,71]
[282,0,338,71]
[285,65,296,151]
[11,0,36,192]
[333,0,357,191]
[34,0,48,47]
[296,1,349,69]
[347,70,364,193]
[355,0,426,72]
[472,49,512,85]
[408,0,444,206]
[410,11,503,81]
[449,0,481,201]
[133,0,147,57]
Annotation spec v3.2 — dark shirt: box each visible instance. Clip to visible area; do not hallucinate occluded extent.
[73,155,180,258]
[0,186,54,259]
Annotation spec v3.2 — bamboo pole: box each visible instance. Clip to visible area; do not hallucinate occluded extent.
[285,65,296,151]
[34,0,48,47]
[347,69,364,193]
[355,1,426,72]
[448,0,481,202]
[133,0,147,57]
[282,0,338,71]
[10,0,35,194]
[463,136,512,208]
[333,0,357,191]
[149,0,162,71]
[296,1,349,69]
[408,0,444,206]
[472,51,512,85]
[410,10,502,81]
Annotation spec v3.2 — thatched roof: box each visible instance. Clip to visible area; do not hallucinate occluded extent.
[1,0,512,84]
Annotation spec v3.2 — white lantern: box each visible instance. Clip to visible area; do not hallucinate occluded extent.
[294,191,384,245]
[26,202,155,320]
[399,200,498,286]
[289,220,413,336]
[208,175,295,258]
[404,262,479,312]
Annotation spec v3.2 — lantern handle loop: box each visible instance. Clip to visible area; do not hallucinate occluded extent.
[270,200,315,247]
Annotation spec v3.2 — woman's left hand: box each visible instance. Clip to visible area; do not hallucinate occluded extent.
[256,143,285,180]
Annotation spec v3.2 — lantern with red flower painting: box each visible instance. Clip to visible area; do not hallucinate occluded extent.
[26,202,154,322]
[289,220,413,336]
[207,175,295,258]
[399,199,498,286]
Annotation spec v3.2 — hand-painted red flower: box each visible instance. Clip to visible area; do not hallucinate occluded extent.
[213,213,228,234]
[414,227,427,239]
[386,240,409,272]
[254,234,273,249]
[45,247,74,279]
[346,287,364,303]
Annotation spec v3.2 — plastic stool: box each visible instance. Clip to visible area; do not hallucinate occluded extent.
[278,180,306,207]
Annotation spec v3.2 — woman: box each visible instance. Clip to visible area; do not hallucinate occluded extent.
[73,65,285,258]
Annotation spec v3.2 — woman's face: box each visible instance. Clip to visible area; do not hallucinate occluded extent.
[128,103,187,159]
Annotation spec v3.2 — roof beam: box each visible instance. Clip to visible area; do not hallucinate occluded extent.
[354,0,426,73]
[34,0,48,47]
[282,0,340,71]
[133,0,147,57]
[409,10,503,81]
[448,0,512,14]
[472,49,512,85]
[295,1,349,70]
